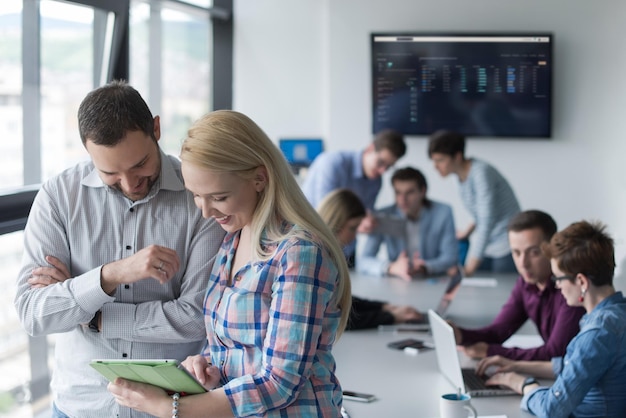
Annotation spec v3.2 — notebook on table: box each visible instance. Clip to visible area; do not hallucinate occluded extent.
[428,309,517,397]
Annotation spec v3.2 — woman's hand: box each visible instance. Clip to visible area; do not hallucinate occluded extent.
[475,354,516,377]
[485,371,526,395]
[108,378,170,417]
[182,355,221,390]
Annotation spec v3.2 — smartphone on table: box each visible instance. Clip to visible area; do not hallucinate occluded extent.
[387,338,433,354]
[342,390,376,402]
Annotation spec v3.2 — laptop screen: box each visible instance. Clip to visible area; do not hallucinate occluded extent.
[434,268,463,317]
[428,309,466,393]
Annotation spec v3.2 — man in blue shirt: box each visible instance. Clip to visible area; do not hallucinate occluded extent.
[357,167,457,279]
[302,129,406,266]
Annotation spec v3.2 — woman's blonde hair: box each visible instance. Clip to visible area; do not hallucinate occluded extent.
[317,189,366,236]
[180,110,351,334]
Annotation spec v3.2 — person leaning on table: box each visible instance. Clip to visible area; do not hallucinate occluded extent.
[108,110,352,417]
[477,220,626,418]
[450,210,585,361]
[428,129,520,276]
[317,188,422,329]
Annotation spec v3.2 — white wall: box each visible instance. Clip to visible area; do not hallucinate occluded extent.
[233,0,626,287]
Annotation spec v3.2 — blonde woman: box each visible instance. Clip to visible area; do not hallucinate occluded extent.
[109,111,351,417]
[318,188,422,329]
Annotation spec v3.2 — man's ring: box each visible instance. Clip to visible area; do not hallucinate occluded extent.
[158,261,164,270]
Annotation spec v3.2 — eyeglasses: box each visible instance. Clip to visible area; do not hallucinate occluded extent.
[551,275,575,283]
[374,154,395,171]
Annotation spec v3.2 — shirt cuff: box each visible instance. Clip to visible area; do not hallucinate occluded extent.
[101,301,136,340]
[520,385,543,412]
[70,266,115,314]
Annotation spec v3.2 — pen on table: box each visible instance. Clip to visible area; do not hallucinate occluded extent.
[340,405,351,418]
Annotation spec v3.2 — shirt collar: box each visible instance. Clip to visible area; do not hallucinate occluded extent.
[393,204,425,222]
[81,149,185,192]
[520,274,557,294]
[591,291,624,312]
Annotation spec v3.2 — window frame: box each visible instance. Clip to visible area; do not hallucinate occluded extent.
[0,0,232,408]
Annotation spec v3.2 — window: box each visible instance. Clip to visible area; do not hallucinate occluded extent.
[0,1,231,415]
[130,0,213,155]
[0,2,23,190]
[40,1,94,181]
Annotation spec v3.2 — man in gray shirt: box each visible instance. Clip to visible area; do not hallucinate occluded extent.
[14,81,225,417]
[428,130,520,276]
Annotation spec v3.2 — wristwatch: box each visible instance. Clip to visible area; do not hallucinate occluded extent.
[521,376,539,393]
[89,311,101,333]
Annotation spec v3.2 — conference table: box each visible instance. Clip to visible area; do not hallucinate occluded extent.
[334,272,540,418]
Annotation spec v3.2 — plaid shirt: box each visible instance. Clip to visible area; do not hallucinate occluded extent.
[202,228,344,417]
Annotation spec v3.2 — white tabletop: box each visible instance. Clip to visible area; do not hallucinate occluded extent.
[334,272,536,418]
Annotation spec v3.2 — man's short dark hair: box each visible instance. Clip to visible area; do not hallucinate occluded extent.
[78,80,155,146]
[508,210,557,241]
[373,129,406,159]
[542,220,615,287]
[427,129,465,158]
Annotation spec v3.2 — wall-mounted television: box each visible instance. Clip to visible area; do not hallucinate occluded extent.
[371,33,553,138]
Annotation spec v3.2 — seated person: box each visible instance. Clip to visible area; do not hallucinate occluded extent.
[317,188,422,329]
[451,210,585,360]
[357,167,457,280]
[476,220,626,418]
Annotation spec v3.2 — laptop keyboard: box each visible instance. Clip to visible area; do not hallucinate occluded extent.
[461,369,490,390]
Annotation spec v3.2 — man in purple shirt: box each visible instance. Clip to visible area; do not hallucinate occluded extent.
[450,210,585,361]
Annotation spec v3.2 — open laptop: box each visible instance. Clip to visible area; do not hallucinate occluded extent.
[428,309,517,397]
[404,267,464,327]
[377,268,464,332]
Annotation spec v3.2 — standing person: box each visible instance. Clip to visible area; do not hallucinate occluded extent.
[428,129,520,276]
[108,110,351,417]
[450,210,584,360]
[358,167,457,280]
[317,188,423,329]
[301,129,406,266]
[476,220,626,418]
[14,81,225,418]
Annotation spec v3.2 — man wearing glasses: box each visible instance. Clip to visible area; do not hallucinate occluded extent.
[449,210,585,361]
[301,129,406,267]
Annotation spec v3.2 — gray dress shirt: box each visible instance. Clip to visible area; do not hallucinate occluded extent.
[14,151,225,418]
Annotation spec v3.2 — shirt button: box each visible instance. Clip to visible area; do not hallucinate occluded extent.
[124,284,130,289]
[126,245,131,250]
[220,360,225,366]
[129,208,134,212]
[554,391,561,397]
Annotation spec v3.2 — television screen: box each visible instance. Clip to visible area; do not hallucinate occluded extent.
[371,33,552,138]
[279,138,324,168]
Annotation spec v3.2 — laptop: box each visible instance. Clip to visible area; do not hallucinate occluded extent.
[428,309,517,397]
[404,267,464,327]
